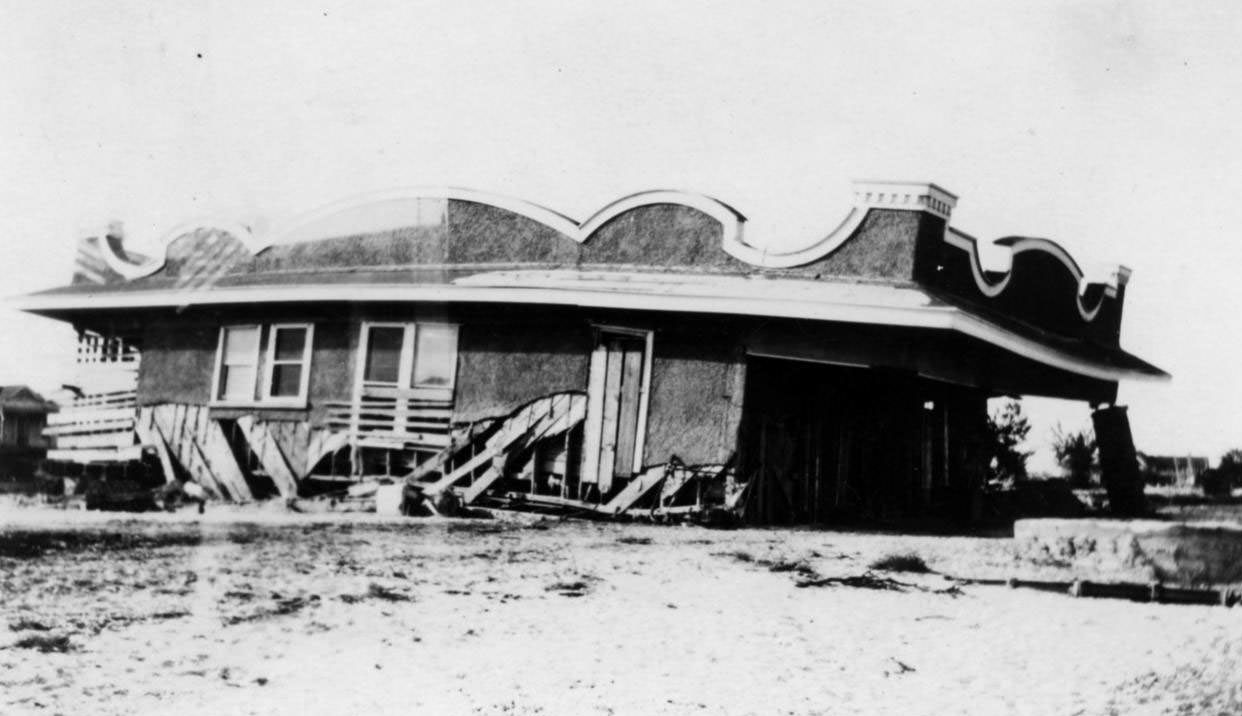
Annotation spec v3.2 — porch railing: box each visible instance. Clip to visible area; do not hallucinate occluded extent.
[323,389,453,453]
[45,389,141,463]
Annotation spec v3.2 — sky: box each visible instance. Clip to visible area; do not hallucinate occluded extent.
[2,0,1240,470]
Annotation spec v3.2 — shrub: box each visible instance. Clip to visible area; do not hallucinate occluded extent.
[987,400,1032,482]
[1052,424,1098,488]
[868,552,931,573]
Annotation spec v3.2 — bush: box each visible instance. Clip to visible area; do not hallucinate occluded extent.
[1218,450,1242,488]
[868,552,931,573]
[1052,425,1098,488]
[987,400,1031,482]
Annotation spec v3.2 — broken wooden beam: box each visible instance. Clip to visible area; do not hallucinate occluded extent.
[235,416,299,498]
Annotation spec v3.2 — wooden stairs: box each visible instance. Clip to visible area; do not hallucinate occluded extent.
[408,392,587,504]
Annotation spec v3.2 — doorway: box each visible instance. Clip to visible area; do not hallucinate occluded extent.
[582,328,653,497]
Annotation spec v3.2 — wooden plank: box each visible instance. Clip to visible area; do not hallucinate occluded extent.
[279,421,310,477]
[305,429,350,475]
[499,491,601,512]
[236,417,298,498]
[423,449,495,492]
[183,434,226,500]
[171,404,188,457]
[659,465,695,502]
[613,342,644,478]
[601,464,665,514]
[201,419,254,501]
[579,344,608,485]
[44,419,135,436]
[597,346,624,494]
[135,409,179,485]
[66,390,136,406]
[55,431,137,449]
[150,404,223,498]
[332,399,452,411]
[48,407,136,426]
[355,432,451,448]
[325,416,450,431]
[47,446,145,463]
[460,466,503,504]
[510,394,586,450]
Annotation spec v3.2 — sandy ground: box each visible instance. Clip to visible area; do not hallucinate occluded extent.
[0,506,1239,716]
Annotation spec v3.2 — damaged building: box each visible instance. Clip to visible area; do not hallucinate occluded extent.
[11,181,1167,523]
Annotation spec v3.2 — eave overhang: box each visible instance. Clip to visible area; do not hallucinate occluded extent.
[9,270,1168,385]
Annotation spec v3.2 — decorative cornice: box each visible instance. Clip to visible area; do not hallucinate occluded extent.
[721,180,956,268]
[74,180,967,279]
[852,180,957,221]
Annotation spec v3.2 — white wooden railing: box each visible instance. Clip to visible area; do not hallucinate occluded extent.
[44,331,142,463]
[45,388,140,462]
[323,386,453,452]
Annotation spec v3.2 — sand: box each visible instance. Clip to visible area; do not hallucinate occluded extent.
[0,506,1238,715]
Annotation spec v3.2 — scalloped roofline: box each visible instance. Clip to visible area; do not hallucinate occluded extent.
[89,181,965,279]
[943,227,1129,322]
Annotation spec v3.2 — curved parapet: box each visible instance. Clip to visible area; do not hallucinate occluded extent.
[938,228,1129,346]
[74,219,257,283]
[64,181,965,285]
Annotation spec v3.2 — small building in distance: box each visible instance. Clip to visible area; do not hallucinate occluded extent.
[1137,453,1210,487]
[12,181,1168,524]
[0,385,54,478]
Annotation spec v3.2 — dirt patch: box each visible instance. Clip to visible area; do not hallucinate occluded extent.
[11,633,76,653]
[0,528,203,559]
[869,552,933,573]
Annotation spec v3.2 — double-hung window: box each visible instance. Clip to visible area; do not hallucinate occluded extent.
[359,322,458,399]
[213,323,314,406]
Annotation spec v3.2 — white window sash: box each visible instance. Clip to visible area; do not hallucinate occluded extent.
[410,322,459,390]
[211,324,262,404]
[261,323,315,404]
[359,322,411,388]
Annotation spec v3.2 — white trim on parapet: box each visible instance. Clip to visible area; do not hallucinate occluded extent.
[942,229,1129,322]
[76,180,965,279]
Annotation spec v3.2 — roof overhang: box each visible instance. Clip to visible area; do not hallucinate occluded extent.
[10,270,1167,384]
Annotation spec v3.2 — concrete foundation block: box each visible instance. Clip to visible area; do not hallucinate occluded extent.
[1014,518,1242,586]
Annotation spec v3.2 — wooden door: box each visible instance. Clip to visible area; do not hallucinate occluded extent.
[585,332,650,496]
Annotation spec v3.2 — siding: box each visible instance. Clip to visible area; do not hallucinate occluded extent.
[452,321,591,424]
[136,315,356,421]
[137,321,217,405]
[641,331,744,467]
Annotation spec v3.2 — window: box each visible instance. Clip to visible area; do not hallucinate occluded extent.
[213,323,314,406]
[216,325,261,402]
[264,324,313,400]
[412,324,458,388]
[363,326,406,384]
[359,322,458,395]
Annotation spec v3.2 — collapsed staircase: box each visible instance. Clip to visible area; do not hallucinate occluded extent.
[402,391,737,519]
[406,392,588,509]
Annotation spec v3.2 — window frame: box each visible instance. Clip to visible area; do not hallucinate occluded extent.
[357,321,459,400]
[211,323,315,408]
[261,322,315,405]
[211,324,264,406]
[360,322,415,388]
[410,322,459,392]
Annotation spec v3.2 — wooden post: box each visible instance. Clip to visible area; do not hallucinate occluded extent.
[1092,405,1146,517]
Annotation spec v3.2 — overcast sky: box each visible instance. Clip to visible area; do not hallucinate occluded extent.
[2,1,1239,469]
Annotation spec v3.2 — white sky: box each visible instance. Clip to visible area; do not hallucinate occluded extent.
[2,1,1240,469]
